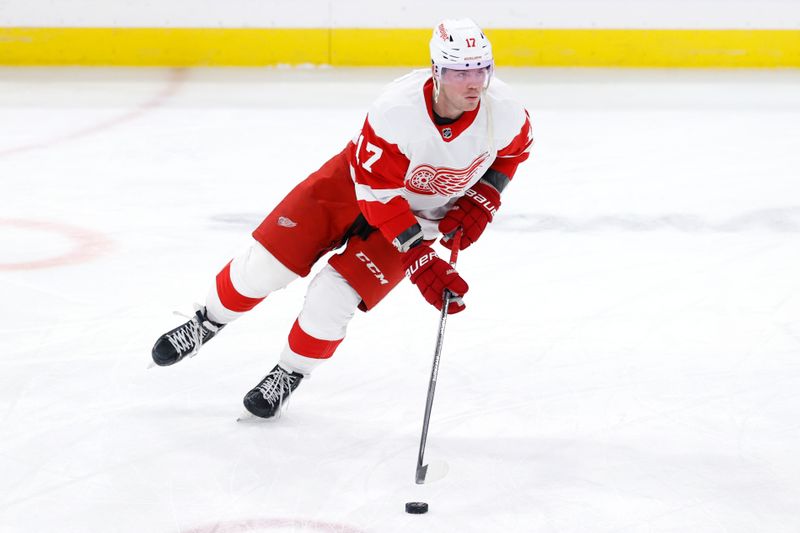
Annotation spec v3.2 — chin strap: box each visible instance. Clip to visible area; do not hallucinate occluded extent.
[486,89,494,155]
[432,69,494,155]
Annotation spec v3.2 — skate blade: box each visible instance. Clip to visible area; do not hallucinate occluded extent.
[235,411,276,423]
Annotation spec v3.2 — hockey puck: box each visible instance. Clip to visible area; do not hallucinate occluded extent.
[405,502,428,514]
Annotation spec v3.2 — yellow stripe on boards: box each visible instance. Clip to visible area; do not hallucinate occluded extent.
[0,27,798,67]
[331,28,429,66]
[490,29,800,67]
[0,28,330,66]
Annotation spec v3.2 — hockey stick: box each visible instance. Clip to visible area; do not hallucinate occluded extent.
[415,229,462,484]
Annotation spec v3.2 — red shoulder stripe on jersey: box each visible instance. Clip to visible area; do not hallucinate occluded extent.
[349,118,409,190]
[492,111,533,178]
[497,110,533,158]
[349,117,418,242]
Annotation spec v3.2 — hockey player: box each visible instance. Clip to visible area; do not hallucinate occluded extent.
[151,18,533,419]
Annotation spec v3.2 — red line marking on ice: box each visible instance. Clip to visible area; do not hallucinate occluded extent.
[182,518,367,533]
[0,68,187,158]
[0,219,112,271]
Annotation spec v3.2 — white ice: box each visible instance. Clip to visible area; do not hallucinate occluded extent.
[1,67,799,533]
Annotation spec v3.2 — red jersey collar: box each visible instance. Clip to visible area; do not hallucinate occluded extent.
[423,78,480,143]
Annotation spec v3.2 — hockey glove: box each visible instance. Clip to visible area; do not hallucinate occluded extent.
[439,181,501,250]
[403,244,469,314]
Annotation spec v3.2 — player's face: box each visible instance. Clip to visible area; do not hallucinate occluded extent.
[436,66,490,118]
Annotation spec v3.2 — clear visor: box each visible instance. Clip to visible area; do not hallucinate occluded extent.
[438,64,493,88]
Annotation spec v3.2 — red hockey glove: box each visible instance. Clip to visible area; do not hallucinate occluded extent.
[439,181,501,250]
[402,244,469,314]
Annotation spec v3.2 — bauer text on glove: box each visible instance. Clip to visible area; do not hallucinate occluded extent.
[438,181,501,250]
[402,245,469,314]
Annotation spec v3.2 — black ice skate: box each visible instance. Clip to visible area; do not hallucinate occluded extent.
[242,364,304,418]
[151,307,225,366]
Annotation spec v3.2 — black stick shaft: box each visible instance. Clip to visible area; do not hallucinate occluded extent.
[416,230,462,483]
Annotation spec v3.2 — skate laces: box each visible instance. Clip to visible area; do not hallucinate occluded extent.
[256,366,300,409]
[166,305,219,356]
[165,314,204,356]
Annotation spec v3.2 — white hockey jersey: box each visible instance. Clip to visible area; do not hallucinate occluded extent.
[348,69,533,244]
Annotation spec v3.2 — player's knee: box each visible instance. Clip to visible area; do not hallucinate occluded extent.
[299,265,361,340]
[232,240,298,296]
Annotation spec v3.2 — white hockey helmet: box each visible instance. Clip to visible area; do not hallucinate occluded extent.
[430,18,493,76]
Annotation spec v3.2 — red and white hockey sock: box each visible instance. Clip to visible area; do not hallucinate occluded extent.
[279,319,343,375]
[206,240,298,323]
[278,265,361,375]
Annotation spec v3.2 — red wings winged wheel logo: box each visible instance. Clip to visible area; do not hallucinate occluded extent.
[406,152,490,195]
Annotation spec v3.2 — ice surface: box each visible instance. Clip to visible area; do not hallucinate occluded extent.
[1,67,799,533]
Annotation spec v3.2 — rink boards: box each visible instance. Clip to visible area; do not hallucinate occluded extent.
[0,27,798,67]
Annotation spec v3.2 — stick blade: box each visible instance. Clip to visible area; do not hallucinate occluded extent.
[415,459,449,484]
